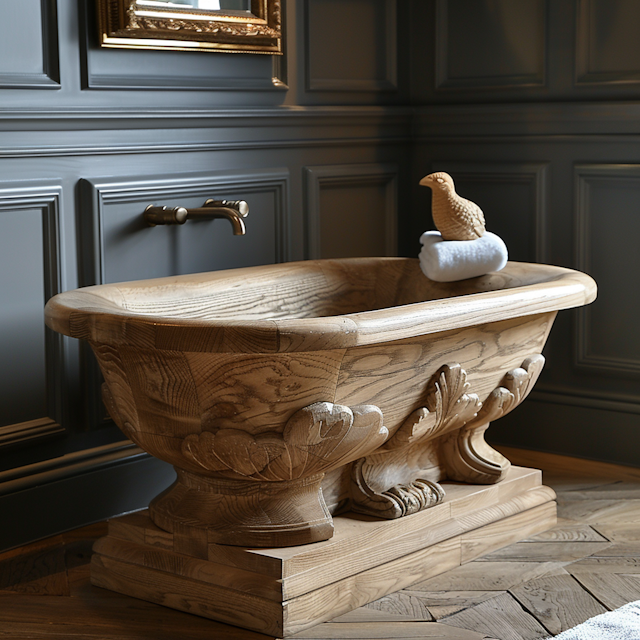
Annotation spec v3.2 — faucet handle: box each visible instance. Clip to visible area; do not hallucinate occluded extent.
[204,199,249,218]
[144,205,188,226]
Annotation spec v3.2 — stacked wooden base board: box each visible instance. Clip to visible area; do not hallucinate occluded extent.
[91,466,556,638]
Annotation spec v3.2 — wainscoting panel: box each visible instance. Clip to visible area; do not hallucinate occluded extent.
[435,0,547,91]
[304,0,398,92]
[429,162,549,263]
[575,164,640,376]
[0,183,65,450]
[576,0,640,86]
[304,163,398,259]
[0,0,59,89]
[79,168,290,286]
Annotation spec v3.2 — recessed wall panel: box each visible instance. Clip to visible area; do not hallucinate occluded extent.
[305,164,398,259]
[576,165,640,374]
[0,0,59,88]
[436,0,546,90]
[576,0,640,85]
[305,0,397,91]
[0,185,64,447]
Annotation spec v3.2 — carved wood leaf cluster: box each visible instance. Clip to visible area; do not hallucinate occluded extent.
[351,356,545,519]
[182,401,389,481]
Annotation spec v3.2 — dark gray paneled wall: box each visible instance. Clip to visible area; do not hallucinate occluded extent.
[412,0,640,466]
[0,0,412,549]
[2,0,639,550]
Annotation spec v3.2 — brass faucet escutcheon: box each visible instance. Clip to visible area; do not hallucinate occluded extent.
[144,199,249,235]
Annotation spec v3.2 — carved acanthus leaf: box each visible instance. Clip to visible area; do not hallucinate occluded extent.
[182,401,388,482]
[444,354,546,484]
[385,363,481,450]
[464,354,545,430]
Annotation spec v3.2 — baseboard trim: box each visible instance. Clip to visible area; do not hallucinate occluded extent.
[496,445,640,481]
[0,441,175,552]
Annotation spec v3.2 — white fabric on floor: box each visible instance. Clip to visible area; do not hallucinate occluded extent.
[550,600,640,639]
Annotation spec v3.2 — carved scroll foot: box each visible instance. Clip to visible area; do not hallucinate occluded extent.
[442,355,545,484]
[352,458,445,518]
[150,401,388,547]
[351,363,480,519]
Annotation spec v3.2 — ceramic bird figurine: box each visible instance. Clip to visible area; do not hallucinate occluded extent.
[419,172,486,241]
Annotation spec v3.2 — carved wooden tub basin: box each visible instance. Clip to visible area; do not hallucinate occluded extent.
[45,258,596,548]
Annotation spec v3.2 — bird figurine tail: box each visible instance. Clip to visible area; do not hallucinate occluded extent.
[420,172,486,241]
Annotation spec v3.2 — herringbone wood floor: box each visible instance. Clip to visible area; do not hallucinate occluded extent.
[2,446,640,639]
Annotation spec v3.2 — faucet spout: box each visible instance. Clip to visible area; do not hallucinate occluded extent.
[144,199,249,235]
[187,206,247,235]
[191,199,248,235]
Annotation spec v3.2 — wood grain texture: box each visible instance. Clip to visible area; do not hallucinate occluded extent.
[440,592,549,640]
[524,519,607,542]
[90,469,556,636]
[403,590,504,620]
[43,258,594,549]
[571,571,640,610]
[509,572,607,635]
[45,259,596,353]
[6,449,640,640]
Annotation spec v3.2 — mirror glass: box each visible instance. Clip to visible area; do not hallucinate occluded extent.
[137,0,252,11]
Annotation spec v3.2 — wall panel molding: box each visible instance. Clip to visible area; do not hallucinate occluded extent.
[0,107,413,158]
[575,164,640,376]
[435,0,547,91]
[304,0,398,93]
[304,163,398,259]
[575,0,640,86]
[0,0,60,89]
[0,183,65,449]
[429,162,549,263]
[80,168,291,287]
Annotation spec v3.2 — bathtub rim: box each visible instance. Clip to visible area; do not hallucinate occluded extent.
[44,258,597,353]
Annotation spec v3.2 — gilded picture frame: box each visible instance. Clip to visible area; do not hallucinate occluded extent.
[96,0,283,54]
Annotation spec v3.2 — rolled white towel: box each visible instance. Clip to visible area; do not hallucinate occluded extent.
[419,230,508,282]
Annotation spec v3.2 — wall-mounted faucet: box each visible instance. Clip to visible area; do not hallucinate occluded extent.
[144,199,249,235]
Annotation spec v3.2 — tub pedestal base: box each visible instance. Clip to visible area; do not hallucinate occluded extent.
[149,470,335,548]
[91,465,556,638]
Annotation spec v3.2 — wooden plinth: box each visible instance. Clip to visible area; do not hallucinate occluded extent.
[91,466,556,638]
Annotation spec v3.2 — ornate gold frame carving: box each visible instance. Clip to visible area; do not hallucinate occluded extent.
[96,0,283,54]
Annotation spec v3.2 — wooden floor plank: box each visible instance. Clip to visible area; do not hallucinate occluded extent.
[364,591,433,620]
[329,608,423,624]
[438,592,549,640]
[509,572,607,635]
[410,561,565,592]
[571,571,640,610]
[475,541,611,563]
[554,482,640,501]
[290,621,488,639]
[591,523,640,542]
[585,542,640,557]
[399,590,503,620]
[4,451,640,640]
[524,519,607,542]
[557,499,640,524]
[0,543,69,596]
[568,556,640,574]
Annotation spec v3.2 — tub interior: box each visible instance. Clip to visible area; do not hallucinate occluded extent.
[93,258,558,322]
